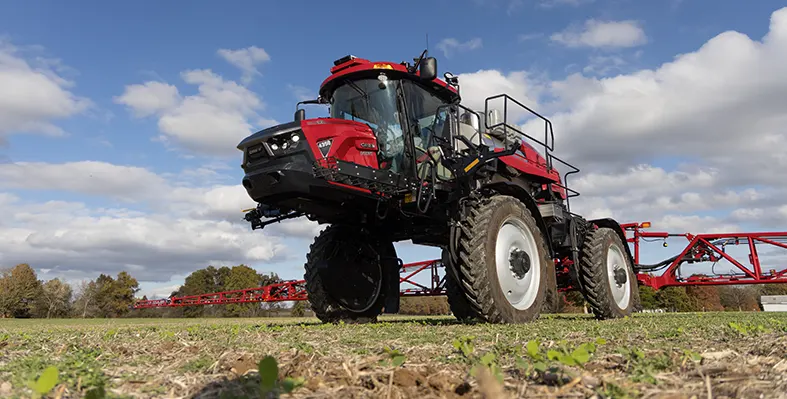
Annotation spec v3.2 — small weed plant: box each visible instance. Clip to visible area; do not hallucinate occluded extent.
[452,335,505,384]
[259,355,305,398]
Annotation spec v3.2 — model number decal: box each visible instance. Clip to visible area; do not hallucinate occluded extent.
[318,139,332,157]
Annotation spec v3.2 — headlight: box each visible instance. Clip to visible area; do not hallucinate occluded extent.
[266,130,304,156]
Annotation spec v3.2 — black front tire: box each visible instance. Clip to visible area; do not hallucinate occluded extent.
[451,195,550,323]
[304,224,395,323]
[442,249,480,322]
[578,226,640,319]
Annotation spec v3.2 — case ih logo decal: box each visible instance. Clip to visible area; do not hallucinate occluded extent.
[317,139,332,157]
[248,145,263,155]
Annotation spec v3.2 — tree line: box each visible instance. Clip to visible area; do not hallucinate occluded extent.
[636,283,787,312]
[556,284,787,314]
[0,263,140,318]
[2,262,786,318]
[0,263,285,319]
[134,264,286,318]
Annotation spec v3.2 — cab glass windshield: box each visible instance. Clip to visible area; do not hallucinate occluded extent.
[330,78,405,172]
[402,80,451,150]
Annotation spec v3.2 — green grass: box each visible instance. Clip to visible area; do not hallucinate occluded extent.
[1,312,786,398]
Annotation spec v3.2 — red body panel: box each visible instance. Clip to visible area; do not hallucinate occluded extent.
[301,118,380,169]
[497,141,566,199]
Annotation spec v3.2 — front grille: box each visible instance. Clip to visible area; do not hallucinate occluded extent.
[243,129,306,168]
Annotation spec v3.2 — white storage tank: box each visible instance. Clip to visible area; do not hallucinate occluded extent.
[760,295,787,312]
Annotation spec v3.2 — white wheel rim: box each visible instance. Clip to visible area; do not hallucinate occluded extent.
[607,243,631,309]
[495,216,540,310]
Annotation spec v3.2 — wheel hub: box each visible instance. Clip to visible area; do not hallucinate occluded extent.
[613,267,627,285]
[509,249,531,279]
[495,217,541,311]
[606,243,631,309]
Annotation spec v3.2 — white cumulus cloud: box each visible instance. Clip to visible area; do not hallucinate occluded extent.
[0,40,91,139]
[0,197,290,283]
[551,19,647,49]
[116,67,276,157]
[0,161,168,201]
[113,81,180,117]
[533,8,787,177]
[455,69,545,116]
[217,45,271,84]
[539,0,595,8]
[436,38,483,58]
[0,159,323,283]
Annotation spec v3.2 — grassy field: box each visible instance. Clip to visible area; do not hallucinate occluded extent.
[1,312,787,398]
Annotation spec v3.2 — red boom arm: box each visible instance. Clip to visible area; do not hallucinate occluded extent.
[134,223,787,309]
[622,222,787,290]
[133,259,447,309]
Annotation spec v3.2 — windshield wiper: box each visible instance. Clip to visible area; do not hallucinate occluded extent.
[345,79,367,98]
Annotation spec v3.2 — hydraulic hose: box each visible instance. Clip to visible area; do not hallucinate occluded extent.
[635,255,697,272]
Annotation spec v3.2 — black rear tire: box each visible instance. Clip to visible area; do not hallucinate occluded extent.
[304,224,395,323]
[541,261,560,314]
[578,226,639,319]
[451,195,550,323]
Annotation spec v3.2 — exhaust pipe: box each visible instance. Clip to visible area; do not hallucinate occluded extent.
[294,109,305,122]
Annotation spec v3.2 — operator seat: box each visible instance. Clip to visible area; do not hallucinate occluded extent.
[417,144,454,182]
[417,110,485,181]
[452,111,482,153]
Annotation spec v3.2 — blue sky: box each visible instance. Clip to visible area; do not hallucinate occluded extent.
[1,0,787,298]
[0,0,780,168]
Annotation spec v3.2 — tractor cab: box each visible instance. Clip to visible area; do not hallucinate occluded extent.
[314,52,463,181]
[310,51,532,195]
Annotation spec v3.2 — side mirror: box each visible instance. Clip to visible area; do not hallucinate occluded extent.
[294,108,306,122]
[419,57,437,80]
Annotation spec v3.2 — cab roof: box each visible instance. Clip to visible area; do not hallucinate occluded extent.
[318,55,459,102]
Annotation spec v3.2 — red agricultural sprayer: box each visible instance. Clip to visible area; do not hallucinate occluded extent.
[134,50,787,321]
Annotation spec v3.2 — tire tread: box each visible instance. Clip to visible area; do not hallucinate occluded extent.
[303,225,389,324]
[452,195,549,323]
[578,226,639,319]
